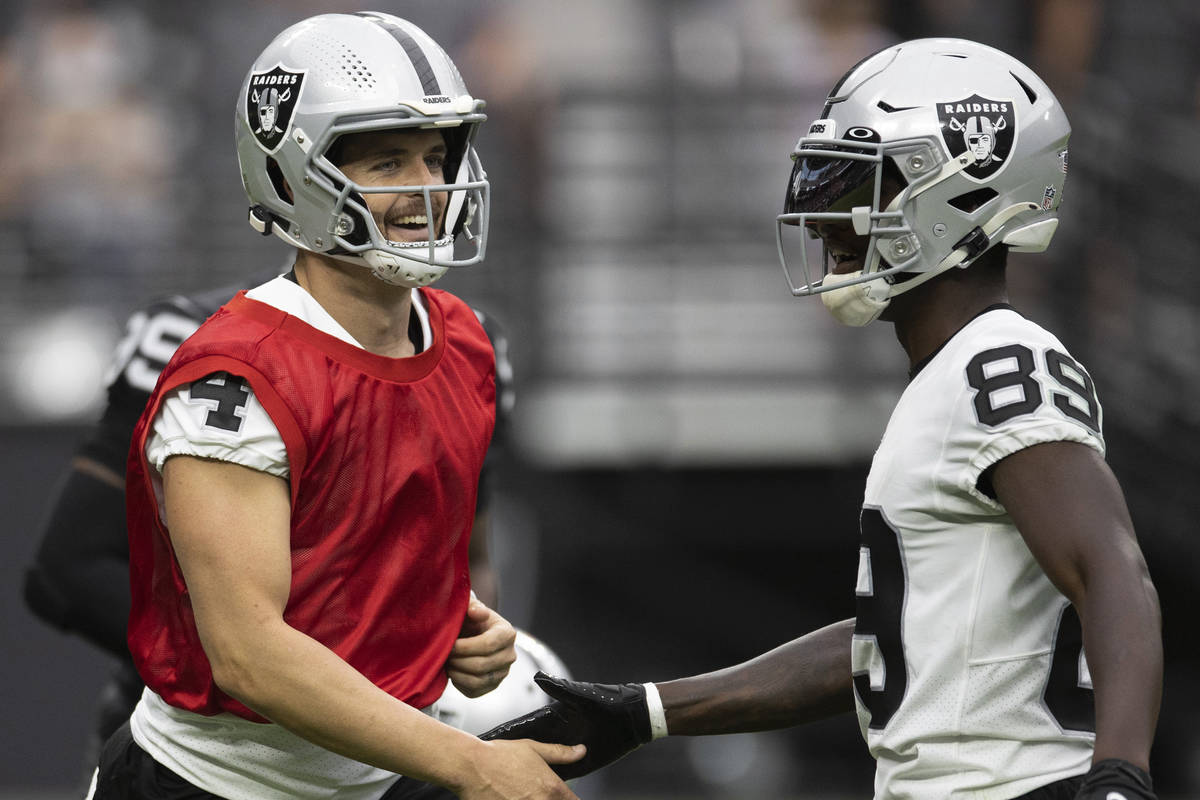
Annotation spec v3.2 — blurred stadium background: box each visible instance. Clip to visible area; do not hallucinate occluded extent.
[2,0,1198,797]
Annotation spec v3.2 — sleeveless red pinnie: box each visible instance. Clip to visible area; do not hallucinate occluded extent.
[125,288,495,722]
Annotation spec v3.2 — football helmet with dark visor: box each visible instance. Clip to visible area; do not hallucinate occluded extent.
[774,38,1070,325]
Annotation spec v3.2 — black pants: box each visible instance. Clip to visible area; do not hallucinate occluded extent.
[90,720,456,800]
[89,721,223,800]
[1013,774,1086,800]
[83,663,145,779]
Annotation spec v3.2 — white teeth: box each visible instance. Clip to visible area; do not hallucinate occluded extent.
[393,215,428,225]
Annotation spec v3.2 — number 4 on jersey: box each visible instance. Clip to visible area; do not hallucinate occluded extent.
[190,373,250,433]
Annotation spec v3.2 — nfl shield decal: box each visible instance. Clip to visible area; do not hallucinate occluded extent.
[246,65,305,153]
[938,94,1016,181]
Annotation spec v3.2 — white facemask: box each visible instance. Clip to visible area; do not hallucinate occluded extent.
[819,270,891,327]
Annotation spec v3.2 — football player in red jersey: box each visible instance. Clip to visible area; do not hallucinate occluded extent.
[22,271,558,778]
[485,38,1162,800]
[83,12,581,800]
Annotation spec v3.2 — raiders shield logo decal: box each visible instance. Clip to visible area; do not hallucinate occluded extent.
[938,94,1016,181]
[246,65,305,153]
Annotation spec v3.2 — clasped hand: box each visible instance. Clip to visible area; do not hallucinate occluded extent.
[446,599,517,698]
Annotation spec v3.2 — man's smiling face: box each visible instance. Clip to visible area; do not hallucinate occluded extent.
[334,127,449,244]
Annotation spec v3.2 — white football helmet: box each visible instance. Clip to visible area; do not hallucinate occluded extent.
[235,12,489,287]
[775,38,1070,325]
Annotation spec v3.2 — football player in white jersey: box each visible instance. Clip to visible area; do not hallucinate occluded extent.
[483,38,1163,800]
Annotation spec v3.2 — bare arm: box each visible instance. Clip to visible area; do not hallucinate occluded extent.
[481,619,855,781]
[657,618,856,735]
[992,441,1161,771]
[163,455,582,799]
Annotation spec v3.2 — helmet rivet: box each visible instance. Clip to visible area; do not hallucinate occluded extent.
[892,240,910,256]
[296,132,305,144]
[314,237,323,246]
[303,176,312,186]
[907,154,925,171]
[335,218,352,235]
[932,223,948,237]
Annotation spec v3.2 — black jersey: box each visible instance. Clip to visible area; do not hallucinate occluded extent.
[83,283,257,475]
[23,281,254,663]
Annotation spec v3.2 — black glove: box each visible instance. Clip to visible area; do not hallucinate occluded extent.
[1075,759,1156,800]
[480,671,654,779]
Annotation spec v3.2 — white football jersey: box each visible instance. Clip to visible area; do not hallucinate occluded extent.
[854,307,1103,799]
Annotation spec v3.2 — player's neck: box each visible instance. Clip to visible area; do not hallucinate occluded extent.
[889,271,1009,369]
[292,251,418,358]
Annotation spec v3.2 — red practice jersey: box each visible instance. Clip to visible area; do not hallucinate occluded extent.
[126,288,496,722]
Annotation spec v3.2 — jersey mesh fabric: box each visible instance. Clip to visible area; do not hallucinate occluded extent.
[143,279,436,479]
[855,308,1101,798]
[125,287,496,723]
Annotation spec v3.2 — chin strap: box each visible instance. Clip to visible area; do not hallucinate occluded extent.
[248,206,275,236]
[820,269,892,326]
[362,248,450,287]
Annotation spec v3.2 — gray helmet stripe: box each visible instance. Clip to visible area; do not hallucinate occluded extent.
[356,12,442,96]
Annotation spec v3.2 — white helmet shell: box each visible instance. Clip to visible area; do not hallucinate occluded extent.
[235,12,490,287]
[776,38,1070,315]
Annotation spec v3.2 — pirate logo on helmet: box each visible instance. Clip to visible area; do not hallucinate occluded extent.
[937,94,1016,181]
[246,65,305,153]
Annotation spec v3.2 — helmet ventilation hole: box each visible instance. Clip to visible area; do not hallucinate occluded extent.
[877,101,917,113]
[340,45,376,87]
[948,187,999,213]
[1010,72,1037,103]
[297,34,377,93]
[265,157,293,207]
